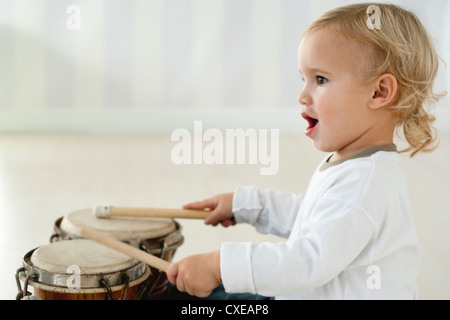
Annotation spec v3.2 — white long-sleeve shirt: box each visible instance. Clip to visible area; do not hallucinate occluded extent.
[220,145,420,299]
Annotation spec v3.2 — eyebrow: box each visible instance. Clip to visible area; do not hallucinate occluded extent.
[298,68,332,76]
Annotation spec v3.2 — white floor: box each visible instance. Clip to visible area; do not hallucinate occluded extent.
[1,132,449,300]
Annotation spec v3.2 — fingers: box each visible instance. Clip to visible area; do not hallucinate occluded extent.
[166,257,215,298]
[205,206,234,227]
[184,193,235,227]
[183,198,223,225]
[219,218,237,228]
[205,213,235,227]
[167,262,190,294]
[166,263,178,287]
[183,198,217,211]
[204,211,222,226]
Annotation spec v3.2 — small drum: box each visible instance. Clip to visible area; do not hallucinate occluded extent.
[50,209,184,298]
[16,239,151,300]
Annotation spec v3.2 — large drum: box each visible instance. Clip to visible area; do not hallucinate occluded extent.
[50,209,184,298]
[16,239,151,300]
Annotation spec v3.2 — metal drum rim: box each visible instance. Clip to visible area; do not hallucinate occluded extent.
[22,246,148,289]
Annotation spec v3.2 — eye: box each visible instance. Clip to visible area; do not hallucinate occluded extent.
[316,76,328,85]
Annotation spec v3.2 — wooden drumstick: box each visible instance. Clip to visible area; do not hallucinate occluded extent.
[93,204,210,220]
[79,225,171,272]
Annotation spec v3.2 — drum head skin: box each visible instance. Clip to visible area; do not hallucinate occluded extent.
[31,239,138,274]
[60,209,176,241]
[22,239,150,293]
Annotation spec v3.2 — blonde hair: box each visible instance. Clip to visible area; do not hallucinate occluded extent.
[304,3,446,157]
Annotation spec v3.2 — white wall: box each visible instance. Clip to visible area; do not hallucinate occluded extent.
[0,0,449,132]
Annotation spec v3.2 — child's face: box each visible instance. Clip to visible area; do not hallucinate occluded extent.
[297,29,377,156]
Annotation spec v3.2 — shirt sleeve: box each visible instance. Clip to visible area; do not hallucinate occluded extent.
[221,197,375,296]
[232,185,303,238]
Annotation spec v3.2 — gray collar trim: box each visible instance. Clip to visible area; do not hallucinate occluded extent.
[319,144,398,172]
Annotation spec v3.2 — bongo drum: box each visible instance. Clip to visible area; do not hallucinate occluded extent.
[50,209,184,298]
[16,239,151,300]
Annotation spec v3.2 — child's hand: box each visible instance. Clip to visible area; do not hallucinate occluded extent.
[166,251,222,298]
[183,193,236,227]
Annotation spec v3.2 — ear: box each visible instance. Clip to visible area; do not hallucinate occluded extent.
[369,73,398,110]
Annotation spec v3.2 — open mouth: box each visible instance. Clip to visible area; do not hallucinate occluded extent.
[301,112,319,136]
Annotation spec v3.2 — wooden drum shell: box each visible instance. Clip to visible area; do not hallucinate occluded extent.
[19,268,151,300]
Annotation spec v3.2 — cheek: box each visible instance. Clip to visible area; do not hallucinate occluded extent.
[315,90,345,125]
[317,86,367,125]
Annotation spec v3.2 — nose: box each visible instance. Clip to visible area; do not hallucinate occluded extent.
[298,87,312,106]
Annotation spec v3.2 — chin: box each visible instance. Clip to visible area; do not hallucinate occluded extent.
[312,140,337,153]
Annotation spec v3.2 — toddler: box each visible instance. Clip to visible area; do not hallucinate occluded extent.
[167,3,445,299]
